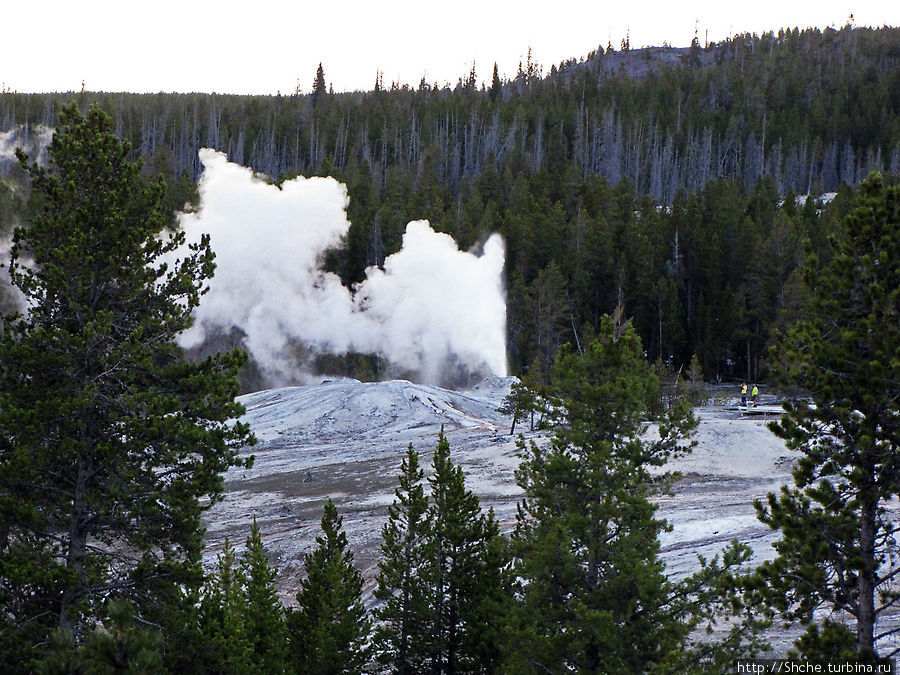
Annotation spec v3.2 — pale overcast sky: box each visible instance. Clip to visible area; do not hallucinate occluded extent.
[2,1,897,96]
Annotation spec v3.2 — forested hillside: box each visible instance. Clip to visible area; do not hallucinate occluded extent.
[2,25,898,382]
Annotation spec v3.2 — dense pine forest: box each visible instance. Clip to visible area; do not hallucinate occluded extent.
[2,25,899,382]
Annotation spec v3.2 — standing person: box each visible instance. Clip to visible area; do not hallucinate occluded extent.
[741,382,748,407]
[751,384,759,406]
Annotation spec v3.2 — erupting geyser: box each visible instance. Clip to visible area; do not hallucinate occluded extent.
[176,150,507,386]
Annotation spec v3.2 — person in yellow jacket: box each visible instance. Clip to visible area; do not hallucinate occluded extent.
[751,384,759,406]
[741,382,748,407]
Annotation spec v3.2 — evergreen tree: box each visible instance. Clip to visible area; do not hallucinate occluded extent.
[35,599,164,674]
[489,63,502,102]
[312,63,327,107]
[32,630,82,675]
[240,516,288,673]
[374,436,510,674]
[288,499,370,674]
[685,352,707,405]
[0,103,254,667]
[508,315,757,671]
[78,599,165,674]
[754,172,900,660]
[198,538,253,674]
[498,357,546,434]
[373,444,431,674]
[424,430,509,674]
[498,379,534,436]
[530,261,570,369]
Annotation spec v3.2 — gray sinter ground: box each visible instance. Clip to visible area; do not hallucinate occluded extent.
[203,378,900,655]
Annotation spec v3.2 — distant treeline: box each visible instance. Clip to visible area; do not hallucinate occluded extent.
[2,25,898,381]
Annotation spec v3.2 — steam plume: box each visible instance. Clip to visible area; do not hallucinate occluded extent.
[0,126,54,169]
[177,150,507,386]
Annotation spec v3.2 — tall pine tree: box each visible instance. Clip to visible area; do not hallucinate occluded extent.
[312,63,328,107]
[198,538,253,674]
[0,103,254,668]
[507,314,757,671]
[754,172,900,660]
[240,516,288,673]
[374,434,511,674]
[424,430,509,674]
[288,499,370,674]
[373,444,431,673]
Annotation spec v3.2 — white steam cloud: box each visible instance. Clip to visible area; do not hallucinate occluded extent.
[1,125,54,312]
[0,125,54,168]
[177,149,507,385]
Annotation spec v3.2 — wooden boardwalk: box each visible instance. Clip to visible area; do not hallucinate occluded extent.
[722,404,784,419]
